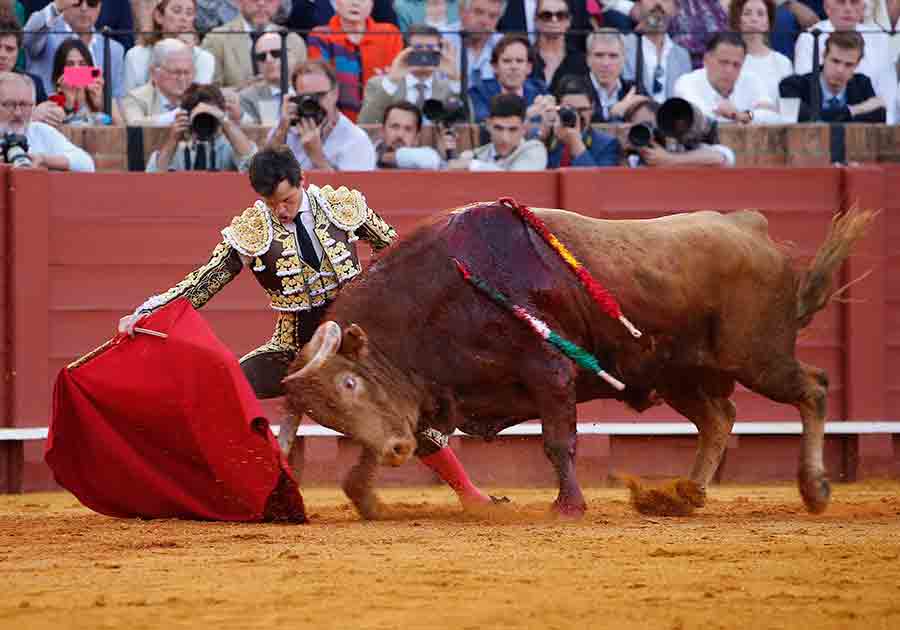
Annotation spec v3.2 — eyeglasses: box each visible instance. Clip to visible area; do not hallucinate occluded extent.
[161,67,193,79]
[73,0,101,8]
[652,64,664,94]
[296,91,329,100]
[537,10,570,21]
[0,100,34,112]
[253,49,282,63]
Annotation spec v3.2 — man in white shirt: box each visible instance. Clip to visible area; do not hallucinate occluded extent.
[675,33,780,124]
[0,73,94,172]
[120,39,196,126]
[794,0,897,123]
[622,0,692,103]
[269,60,376,171]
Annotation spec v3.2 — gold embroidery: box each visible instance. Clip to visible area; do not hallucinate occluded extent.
[221,202,274,257]
[137,242,242,313]
[318,185,367,232]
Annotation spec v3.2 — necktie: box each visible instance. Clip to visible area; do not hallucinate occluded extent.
[194,143,207,171]
[414,82,427,110]
[250,30,262,76]
[826,96,841,111]
[293,213,321,269]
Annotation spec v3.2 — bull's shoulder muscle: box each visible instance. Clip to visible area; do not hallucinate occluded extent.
[724,210,770,236]
[221,202,275,257]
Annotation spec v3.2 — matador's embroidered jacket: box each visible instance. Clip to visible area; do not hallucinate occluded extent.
[134,184,396,353]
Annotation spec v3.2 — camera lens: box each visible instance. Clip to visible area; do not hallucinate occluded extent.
[191,112,219,141]
[558,107,578,128]
[627,122,654,148]
[291,95,326,126]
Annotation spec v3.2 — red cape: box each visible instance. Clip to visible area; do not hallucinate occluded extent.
[45,299,305,522]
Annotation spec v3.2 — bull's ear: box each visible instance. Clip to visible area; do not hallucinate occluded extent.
[341,324,369,360]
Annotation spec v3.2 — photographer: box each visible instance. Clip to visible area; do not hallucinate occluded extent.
[541,74,620,168]
[358,23,461,125]
[375,102,443,170]
[0,72,95,171]
[268,60,376,172]
[146,82,257,172]
[623,98,735,168]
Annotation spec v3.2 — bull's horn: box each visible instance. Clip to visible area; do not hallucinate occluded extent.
[283,321,342,383]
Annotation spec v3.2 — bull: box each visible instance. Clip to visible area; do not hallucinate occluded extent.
[282,200,872,519]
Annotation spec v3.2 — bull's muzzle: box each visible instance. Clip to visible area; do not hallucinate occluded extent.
[380,437,415,467]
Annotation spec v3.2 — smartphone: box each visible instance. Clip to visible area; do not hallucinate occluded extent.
[407,50,441,67]
[63,66,101,88]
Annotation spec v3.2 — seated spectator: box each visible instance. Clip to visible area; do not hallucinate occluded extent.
[622,0,691,103]
[447,0,503,89]
[668,0,729,69]
[729,0,793,105]
[0,14,48,102]
[586,28,645,122]
[779,31,886,123]
[146,82,257,171]
[23,0,126,98]
[531,0,589,93]
[469,33,547,122]
[448,93,547,170]
[496,0,590,51]
[268,60,376,170]
[124,0,215,92]
[394,0,460,33]
[201,0,306,89]
[542,74,621,168]
[589,0,639,33]
[48,37,123,124]
[121,38,195,124]
[285,0,398,34]
[238,30,298,125]
[358,23,461,124]
[0,72,94,171]
[794,0,896,123]
[307,0,404,122]
[195,0,291,35]
[375,101,444,169]
[868,0,900,71]
[674,33,780,124]
[771,0,824,60]
[622,97,736,167]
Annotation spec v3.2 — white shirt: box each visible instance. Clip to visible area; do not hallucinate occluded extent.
[794,20,897,123]
[446,32,501,85]
[290,190,325,262]
[24,121,95,172]
[641,34,675,104]
[742,50,794,105]
[591,75,622,119]
[123,45,216,93]
[380,74,435,103]
[674,67,781,124]
[275,113,377,171]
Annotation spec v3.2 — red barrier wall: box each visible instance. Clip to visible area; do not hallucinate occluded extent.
[3,166,897,490]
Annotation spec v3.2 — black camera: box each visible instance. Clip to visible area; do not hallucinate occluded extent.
[291,94,327,126]
[407,49,441,67]
[557,106,578,128]
[627,121,666,148]
[0,133,32,168]
[422,98,468,125]
[189,109,220,142]
[656,97,718,148]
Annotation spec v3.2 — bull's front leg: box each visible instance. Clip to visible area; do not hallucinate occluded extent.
[343,447,385,520]
[542,414,585,517]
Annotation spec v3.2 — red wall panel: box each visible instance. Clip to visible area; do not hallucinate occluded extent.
[884,166,900,420]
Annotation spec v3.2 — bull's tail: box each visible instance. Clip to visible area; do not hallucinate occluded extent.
[796,207,875,328]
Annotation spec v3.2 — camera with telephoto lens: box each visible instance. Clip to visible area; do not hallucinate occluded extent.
[0,133,32,168]
[656,97,718,148]
[189,107,220,142]
[291,94,327,126]
[557,106,578,128]
[627,121,666,148]
[422,97,468,126]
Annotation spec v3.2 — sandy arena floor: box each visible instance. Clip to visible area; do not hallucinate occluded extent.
[2,481,899,630]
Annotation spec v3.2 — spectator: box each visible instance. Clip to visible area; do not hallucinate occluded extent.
[146,82,257,171]
[0,13,48,102]
[123,0,215,92]
[201,0,306,89]
[121,37,195,124]
[496,0,590,51]
[23,0,126,98]
[586,28,645,122]
[771,0,824,60]
[674,32,780,124]
[238,30,299,125]
[622,0,691,103]
[448,92,547,170]
[0,0,27,71]
[285,0,397,34]
[468,33,547,122]
[394,0,460,33]
[268,60,376,170]
[868,0,900,72]
[542,74,621,168]
[307,0,404,122]
[195,0,291,34]
[21,0,138,50]
[375,101,444,169]
[48,37,123,124]
[729,0,793,105]
[358,23,460,124]
[668,0,729,68]
[0,72,94,171]
[622,97,736,166]
[794,0,896,123]
[530,0,589,93]
[448,0,503,88]
[779,30,886,122]
[590,0,640,32]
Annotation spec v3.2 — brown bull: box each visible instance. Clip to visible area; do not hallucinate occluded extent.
[282,201,872,519]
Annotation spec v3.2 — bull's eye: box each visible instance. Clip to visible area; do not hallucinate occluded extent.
[342,375,357,391]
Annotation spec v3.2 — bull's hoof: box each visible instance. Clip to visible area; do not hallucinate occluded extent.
[798,471,831,514]
[624,476,701,517]
[551,498,587,520]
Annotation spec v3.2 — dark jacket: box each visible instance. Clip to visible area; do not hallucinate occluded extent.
[779,72,886,124]
[468,77,547,122]
[547,127,621,168]
[497,0,590,51]
[590,78,635,123]
[22,70,48,103]
[530,48,589,94]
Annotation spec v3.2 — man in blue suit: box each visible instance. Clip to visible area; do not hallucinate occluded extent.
[468,33,546,122]
[544,74,620,167]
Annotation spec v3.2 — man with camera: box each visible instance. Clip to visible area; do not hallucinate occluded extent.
[146,82,257,172]
[0,72,95,171]
[374,102,444,170]
[537,75,621,168]
[268,60,376,171]
[357,23,461,125]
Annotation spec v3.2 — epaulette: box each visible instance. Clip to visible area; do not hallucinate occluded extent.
[314,184,368,233]
[221,201,274,257]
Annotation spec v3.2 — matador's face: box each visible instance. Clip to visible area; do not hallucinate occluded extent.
[264,179,304,225]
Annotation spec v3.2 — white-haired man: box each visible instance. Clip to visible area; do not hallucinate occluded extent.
[120,39,197,126]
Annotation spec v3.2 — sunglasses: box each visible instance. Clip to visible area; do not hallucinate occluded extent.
[73,0,101,8]
[253,49,282,63]
[537,10,570,21]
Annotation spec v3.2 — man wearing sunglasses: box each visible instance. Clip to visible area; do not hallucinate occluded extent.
[621,0,690,104]
[239,30,296,125]
[23,0,125,99]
